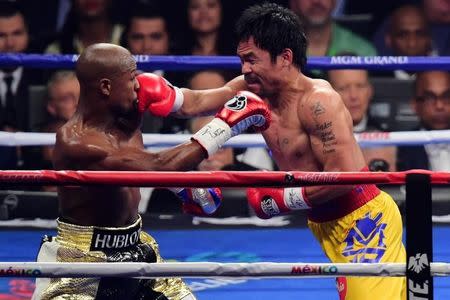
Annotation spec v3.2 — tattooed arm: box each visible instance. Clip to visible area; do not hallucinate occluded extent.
[299,88,367,205]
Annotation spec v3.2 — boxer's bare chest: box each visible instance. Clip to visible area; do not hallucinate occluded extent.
[262,110,320,171]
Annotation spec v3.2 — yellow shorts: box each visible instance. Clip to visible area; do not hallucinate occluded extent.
[308,189,406,300]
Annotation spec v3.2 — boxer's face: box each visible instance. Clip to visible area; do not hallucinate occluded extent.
[109,61,140,120]
[237,37,284,98]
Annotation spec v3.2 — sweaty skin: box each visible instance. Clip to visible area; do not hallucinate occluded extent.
[177,37,367,205]
[53,44,207,227]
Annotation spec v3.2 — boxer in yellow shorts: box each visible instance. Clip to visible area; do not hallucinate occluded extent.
[308,185,406,300]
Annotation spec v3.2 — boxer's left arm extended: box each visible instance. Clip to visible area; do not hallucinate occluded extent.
[137,73,247,117]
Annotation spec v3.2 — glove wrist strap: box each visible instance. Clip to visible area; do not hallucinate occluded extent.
[283,187,311,210]
[191,118,232,157]
[171,86,184,113]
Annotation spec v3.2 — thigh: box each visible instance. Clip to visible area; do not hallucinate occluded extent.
[139,231,195,300]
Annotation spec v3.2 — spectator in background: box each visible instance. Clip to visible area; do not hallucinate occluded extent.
[122,2,170,57]
[176,0,235,56]
[45,0,122,54]
[385,5,433,57]
[328,68,397,171]
[397,71,450,171]
[23,71,80,176]
[384,5,434,80]
[38,71,79,189]
[0,1,33,132]
[423,0,450,55]
[46,71,80,122]
[0,1,34,169]
[289,0,377,58]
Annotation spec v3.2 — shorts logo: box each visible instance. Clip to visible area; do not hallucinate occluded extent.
[342,212,387,263]
[261,196,280,216]
[91,227,141,250]
[225,95,247,111]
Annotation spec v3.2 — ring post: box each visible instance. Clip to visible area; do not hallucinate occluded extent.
[406,173,433,300]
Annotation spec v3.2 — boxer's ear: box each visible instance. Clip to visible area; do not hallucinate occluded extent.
[100,78,111,96]
[280,48,293,67]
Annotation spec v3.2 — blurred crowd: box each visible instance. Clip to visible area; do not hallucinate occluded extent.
[0,0,449,213]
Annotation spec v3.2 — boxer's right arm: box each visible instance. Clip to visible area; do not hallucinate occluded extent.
[65,91,270,172]
[137,73,247,117]
[177,75,248,117]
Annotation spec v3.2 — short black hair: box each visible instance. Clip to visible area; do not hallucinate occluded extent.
[236,2,307,71]
[0,1,25,18]
[120,1,169,49]
[129,0,166,21]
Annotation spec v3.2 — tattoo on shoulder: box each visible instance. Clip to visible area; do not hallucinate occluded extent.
[310,101,325,117]
[315,121,337,155]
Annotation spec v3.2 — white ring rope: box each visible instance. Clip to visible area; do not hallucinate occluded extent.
[0,262,449,278]
[1,130,450,147]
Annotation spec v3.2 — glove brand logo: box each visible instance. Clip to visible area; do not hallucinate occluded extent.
[342,212,387,263]
[261,196,280,216]
[225,95,247,111]
[408,253,429,273]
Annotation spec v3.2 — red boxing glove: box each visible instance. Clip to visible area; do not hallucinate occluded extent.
[247,187,311,219]
[136,73,184,117]
[191,91,271,157]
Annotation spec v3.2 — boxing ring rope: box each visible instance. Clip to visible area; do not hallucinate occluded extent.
[1,130,450,147]
[0,170,449,187]
[0,262,449,278]
[1,54,450,71]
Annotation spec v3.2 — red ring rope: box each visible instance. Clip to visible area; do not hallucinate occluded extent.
[0,170,449,187]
